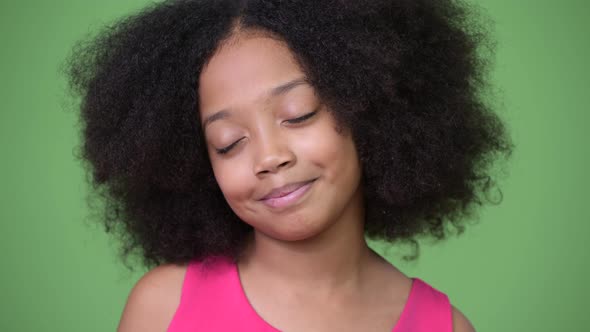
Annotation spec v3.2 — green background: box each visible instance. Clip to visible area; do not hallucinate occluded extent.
[1,0,588,331]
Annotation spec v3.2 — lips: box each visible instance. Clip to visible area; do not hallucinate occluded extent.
[259,179,316,200]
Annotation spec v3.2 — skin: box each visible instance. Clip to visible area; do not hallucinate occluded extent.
[117,31,476,332]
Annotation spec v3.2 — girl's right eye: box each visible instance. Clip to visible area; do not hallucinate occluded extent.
[215,138,242,155]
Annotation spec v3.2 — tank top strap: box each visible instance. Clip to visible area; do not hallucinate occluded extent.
[167,256,279,332]
[393,278,453,332]
[180,256,236,306]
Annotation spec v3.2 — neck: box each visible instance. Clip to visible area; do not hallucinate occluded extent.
[238,186,379,294]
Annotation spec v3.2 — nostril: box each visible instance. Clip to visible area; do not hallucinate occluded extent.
[254,151,296,175]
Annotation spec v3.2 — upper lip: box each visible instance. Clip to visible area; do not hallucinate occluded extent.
[259,179,316,200]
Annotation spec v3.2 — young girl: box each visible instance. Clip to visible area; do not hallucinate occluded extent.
[65,0,512,331]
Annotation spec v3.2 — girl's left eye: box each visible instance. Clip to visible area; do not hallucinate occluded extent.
[285,110,318,124]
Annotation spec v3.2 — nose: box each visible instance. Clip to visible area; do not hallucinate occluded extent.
[253,134,296,176]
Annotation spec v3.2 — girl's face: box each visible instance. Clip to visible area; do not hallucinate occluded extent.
[198,34,363,242]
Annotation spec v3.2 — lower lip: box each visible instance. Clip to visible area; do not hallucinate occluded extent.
[261,180,315,209]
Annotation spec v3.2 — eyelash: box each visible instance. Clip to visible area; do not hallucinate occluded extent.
[216,139,241,155]
[285,110,318,124]
[215,110,318,155]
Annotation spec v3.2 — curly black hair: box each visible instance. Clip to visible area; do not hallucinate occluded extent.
[64,0,513,270]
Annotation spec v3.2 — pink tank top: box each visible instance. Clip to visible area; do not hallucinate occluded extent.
[167,256,453,331]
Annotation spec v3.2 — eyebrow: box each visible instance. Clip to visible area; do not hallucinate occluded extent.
[201,77,309,129]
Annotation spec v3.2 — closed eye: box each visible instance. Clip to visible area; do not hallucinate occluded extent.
[285,110,318,124]
[215,138,243,155]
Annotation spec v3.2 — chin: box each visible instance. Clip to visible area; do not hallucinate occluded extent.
[257,217,330,243]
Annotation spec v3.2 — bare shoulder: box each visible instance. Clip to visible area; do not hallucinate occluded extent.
[452,305,476,332]
[117,263,188,332]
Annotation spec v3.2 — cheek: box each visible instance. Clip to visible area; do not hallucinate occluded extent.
[211,157,253,204]
[298,124,358,183]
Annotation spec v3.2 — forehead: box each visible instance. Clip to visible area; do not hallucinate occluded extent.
[198,35,305,117]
